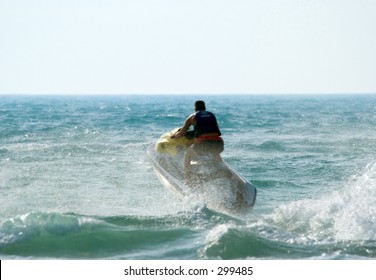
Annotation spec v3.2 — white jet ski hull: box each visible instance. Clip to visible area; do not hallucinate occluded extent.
[147,129,257,214]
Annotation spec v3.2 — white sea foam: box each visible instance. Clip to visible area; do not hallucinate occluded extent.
[268,162,376,242]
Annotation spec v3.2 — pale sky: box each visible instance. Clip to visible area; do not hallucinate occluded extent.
[0,0,375,95]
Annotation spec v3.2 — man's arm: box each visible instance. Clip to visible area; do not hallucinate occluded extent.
[172,115,195,138]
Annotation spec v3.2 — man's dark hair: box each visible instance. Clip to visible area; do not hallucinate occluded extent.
[195,100,206,111]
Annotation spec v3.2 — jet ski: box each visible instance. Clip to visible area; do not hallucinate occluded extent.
[147,128,257,215]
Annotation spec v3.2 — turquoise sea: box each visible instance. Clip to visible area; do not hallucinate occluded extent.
[0,94,375,259]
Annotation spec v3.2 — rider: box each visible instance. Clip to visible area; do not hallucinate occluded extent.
[171,100,224,176]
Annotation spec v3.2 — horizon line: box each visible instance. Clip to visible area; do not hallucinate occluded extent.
[1,92,376,97]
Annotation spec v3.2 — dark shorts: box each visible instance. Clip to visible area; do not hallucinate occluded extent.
[192,139,224,155]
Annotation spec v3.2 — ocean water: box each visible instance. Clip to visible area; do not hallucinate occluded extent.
[0,94,375,260]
